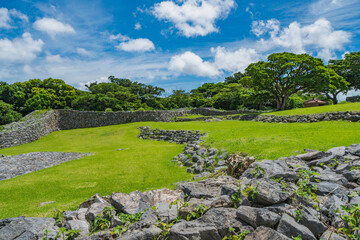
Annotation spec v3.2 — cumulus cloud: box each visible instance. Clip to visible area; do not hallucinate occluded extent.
[169,51,220,77]
[211,47,260,73]
[33,18,75,37]
[0,8,28,29]
[0,32,44,62]
[110,33,155,52]
[45,54,64,63]
[252,18,351,60]
[78,76,109,91]
[117,38,155,52]
[152,0,236,37]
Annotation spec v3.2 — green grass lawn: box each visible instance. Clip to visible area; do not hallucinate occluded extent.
[1,120,360,218]
[263,102,360,116]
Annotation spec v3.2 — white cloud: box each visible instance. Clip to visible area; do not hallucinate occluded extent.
[33,18,75,37]
[169,51,220,77]
[0,32,44,62]
[0,8,11,29]
[109,33,129,42]
[0,8,28,29]
[78,76,109,91]
[211,47,260,73]
[152,0,236,37]
[117,38,155,52]
[111,34,155,52]
[135,23,142,30]
[253,18,351,60]
[76,48,93,57]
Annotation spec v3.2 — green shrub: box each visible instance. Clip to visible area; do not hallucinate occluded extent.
[0,100,22,125]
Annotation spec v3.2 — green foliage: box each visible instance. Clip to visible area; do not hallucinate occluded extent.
[53,209,65,225]
[0,100,22,125]
[54,227,81,240]
[186,204,208,221]
[222,228,251,240]
[241,52,329,110]
[251,166,265,178]
[338,204,360,240]
[241,184,259,200]
[292,235,302,240]
[90,215,110,234]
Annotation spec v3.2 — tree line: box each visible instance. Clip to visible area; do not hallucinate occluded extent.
[0,51,359,125]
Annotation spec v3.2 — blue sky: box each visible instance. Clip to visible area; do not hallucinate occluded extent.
[0,0,359,94]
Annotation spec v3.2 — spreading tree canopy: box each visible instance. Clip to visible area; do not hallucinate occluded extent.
[241,52,331,110]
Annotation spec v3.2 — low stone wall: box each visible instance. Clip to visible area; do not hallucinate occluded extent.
[346,96,360,102]
[188,108,259,116]
[58,109,187,130]
[0,110,60,149]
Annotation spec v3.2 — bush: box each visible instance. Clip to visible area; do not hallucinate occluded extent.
[0,100,22,125]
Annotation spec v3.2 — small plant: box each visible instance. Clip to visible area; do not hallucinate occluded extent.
[103,206,115,219]
[327,158,340,168]
[186,204,208,221]
[292,235,302,240]
[90,215,110,234]
[55,227,81,240]
[222,228,251,240]
[42,229,50,240]
[241,185,259,200]
[295,208,304,221]
[251,165,265,178]
[169,199,190,213]
[156,221,175,240]
[110,210,145,237]
[111,225,128,237]
[53,209,65,225]
[338,204,360,240]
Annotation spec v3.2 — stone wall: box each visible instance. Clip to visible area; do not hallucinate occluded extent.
[188,108,259,116]
[346,96,360,102]
[0,110,60,149]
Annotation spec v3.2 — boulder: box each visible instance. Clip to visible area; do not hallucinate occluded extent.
[176,176,238,199]
[110,191,150,214]
[277,214,316,240]
[199,207,253,237]
[168,220,221,240]
[296,151,327,161]
[236,206,281,228]
[85,202,111,222]
[244,226,292,240]
[0,217,58,240]
[64,220,89,235]
[313,182,349,196]
[79,193,108,209]
[118,225,162,240]
[347,144,360,156]
[249,179,289,205]
[242,160,298,181]
[326,146,346,156]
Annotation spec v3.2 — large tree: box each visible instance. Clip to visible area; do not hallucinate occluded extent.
[328,51,360,90]
[316,67,349,104]
[241,52,328,110]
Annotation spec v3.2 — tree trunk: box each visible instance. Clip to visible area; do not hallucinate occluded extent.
[331,94,338,104]
[277,96,289,111]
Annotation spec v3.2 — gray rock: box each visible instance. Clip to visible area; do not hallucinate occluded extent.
[194,165,203,174]
[196,148,207,156]
[111,191,150,214]
[76,208,88,221]
[176,176,238,199]
[199,207,253,237]
[63,211,77,221]
[178,198,210,219]
[277,214,316,240]
[116,225,162,240]
[0,217,58,240]
[192,155,202,163]
[322,194,348,228]
[343,170,360,182]
[218,153,228,160]
[296,151,327,161]
[244,226,292,240]
[242,160,298,181]
[139,208,158,225]
[208,148,218,156]
[155,202,178,222]
[327,146,346,156]
[209,195,232,208]
[315,169,348,186]
[347,144,360,156]
[319,230,346,240]
[249,179,289,205]
[236,206,281,228]
[168,220,221,240]
[217,161,226,167]
[64,220,89,234]
[350,195,360,205]
[298,207,327,237]
[79,193,108,209]
[313,182,349,196]
[85,202,111,222]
